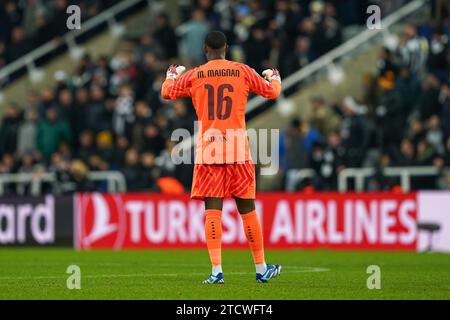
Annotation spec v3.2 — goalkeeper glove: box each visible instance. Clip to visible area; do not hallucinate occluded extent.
[166,64,186,80]
[262,68,281,83]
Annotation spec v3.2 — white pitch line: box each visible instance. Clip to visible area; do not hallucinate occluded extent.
[0,266,330,281]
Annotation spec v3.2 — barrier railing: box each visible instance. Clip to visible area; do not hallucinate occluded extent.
[338,166,444,192]
[287,166,445,193]
[87,171,127,193]
[0,172,56,196]
[285,169,316,191]
[0,171,126,196]
[1,166,443,195]
[338,168,376,192]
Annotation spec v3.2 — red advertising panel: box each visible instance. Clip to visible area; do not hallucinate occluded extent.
[74,192,418,250]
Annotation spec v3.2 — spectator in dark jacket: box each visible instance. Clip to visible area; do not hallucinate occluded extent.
[38,88,57,119]
[6,27,32,63]
[415,73,442,120]
[134,52,159,102]
[138,151,158,191]
[279,118,309,172]
[341,97,368,167]
[395,66,421,116]
[394,138,417,166]
[282,36,314,77]
[76,130,96,164]
[427,26,449,78]
[321,131,346,189]
[376,48,398,77]
[444,136,450,167]
[440,82,450,139]
[376,71,404,151]
[34,13,54,47]
[309,132,346,191]
[49,0,70,37]
[86,85,106,132]
[142,123,166,156]
[415,139,440,189]
[56,89,76,131]
[131,101,152,151]
[122,148,142,191]
[243,26,271,71]
[154,13,178,60]
[72,87,90,142]
[171,100,195,134]
[0,104,22,155]
[416,139,438,166]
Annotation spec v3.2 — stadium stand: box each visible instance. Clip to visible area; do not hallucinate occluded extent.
[0,0,121,67]
[0,0,449,195]
[281,8,450,192]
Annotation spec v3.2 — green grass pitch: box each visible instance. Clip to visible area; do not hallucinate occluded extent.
[0,249,449,299]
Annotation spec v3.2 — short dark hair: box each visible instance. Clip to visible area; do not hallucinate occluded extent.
[204,31,227,49]
[291,118,302,128]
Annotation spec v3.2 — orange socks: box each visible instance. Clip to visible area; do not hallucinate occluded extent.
[240,210,265,265]
[205,209,222,267]
[205,209,266,275]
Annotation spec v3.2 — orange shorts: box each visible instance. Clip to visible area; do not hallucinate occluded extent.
[191,161,256,200]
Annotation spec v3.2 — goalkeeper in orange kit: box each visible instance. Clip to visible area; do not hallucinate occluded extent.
[161,31,282,283]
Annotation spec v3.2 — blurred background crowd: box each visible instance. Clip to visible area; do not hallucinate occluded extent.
[0,0,449,194]
[280,18,450,191]
[0,0,121,68]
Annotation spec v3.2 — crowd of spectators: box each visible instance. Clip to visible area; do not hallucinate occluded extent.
[1,0,446,194]
[0,0,121,70]
[174,0,409,74]
[281,14,450,191]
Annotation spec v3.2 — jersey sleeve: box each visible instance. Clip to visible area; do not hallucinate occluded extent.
[161,69,195,100]
[241,65,281,100]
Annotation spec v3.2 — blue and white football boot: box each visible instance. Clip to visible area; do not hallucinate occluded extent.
[202,272,224,284]
[256,264,282,283]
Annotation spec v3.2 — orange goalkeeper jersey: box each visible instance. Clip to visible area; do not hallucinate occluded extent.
[161,59,281,164]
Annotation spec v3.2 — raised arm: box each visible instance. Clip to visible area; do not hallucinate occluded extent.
[161,65,194,100]
[241,65,281,100]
